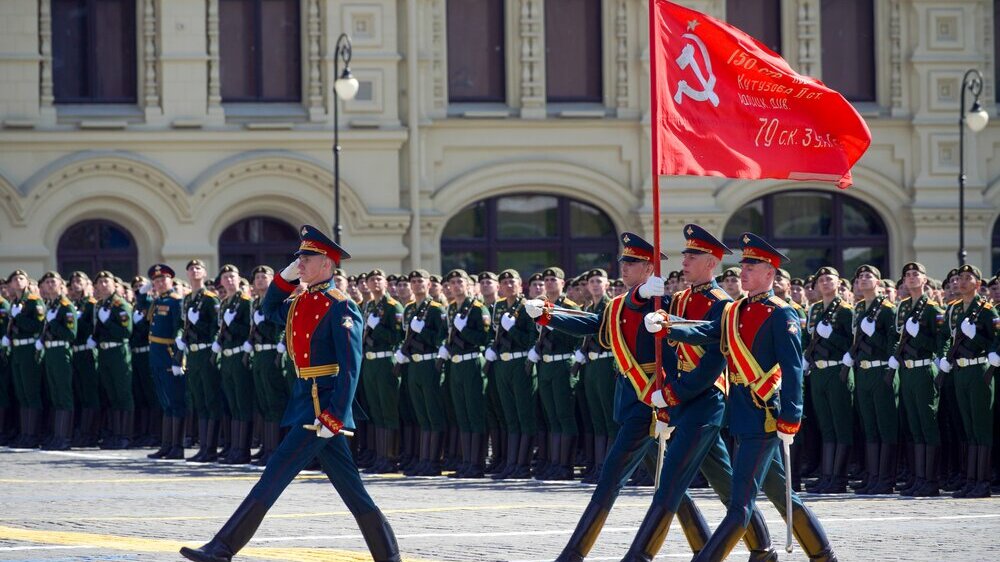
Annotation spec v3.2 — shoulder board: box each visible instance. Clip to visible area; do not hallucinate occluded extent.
[881,299,893,308]
[386,296,399,306]
[87,296,97,304]
[926,299,938,307]
[709,288,728,301]
[59,296,71,306]
[984,302,994,310]
[563,298,579,308]
[429,301,444,308]
[790,301,803,310]
[240,293,251,301]
[26,294,40,301]
[767,296,788,308]
[840,301,853,309]
[854,301,864,310]
[111,296,123,306]
[900,296,912,304]
[948,299,961,305]
[203,290,218,298]
[324,288,349,302]
[169,291,182,299]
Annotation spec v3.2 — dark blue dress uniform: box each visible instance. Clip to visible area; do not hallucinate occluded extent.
[668,233,837,562]
[180,225,399,562]
[146,264,187,460]
[539,232,714,562]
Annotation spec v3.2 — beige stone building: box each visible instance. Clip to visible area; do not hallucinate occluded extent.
[0,0,997,282]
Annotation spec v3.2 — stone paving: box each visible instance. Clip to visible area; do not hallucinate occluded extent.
[1,447,998,561]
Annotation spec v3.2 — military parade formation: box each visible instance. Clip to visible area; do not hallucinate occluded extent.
[2,222,999,561]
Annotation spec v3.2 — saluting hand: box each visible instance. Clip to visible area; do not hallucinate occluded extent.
[280,259,301,282]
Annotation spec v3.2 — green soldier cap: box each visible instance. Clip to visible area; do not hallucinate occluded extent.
[839,278,851,289]
[720,267,741,280]
[989,276,1000,288]
[347,275,356,283]
[587,268,608,280]
[805,274,816,288]
[114,276,125,286]
[368,269,386,278]
[408,269,431,280]
[612,278,625,287]
[666,271,680,281]
[815,266,840,279]
[444,269,470,282]
[574,275,589,286]
[775,268,790,280]
[854,264,881,280]
[6,269,28,283]
[356,271,368,281]
[497,269,520,281]
[218,264,239,276]
[251,265,274,277]
[94,270,115,281]
[70,271,90,281]
[429,274,442,283]
[901,262,926,275]
[38,271,63,283]
[896,278,905,289]
[790,277,805,287]
[944,268,959,283]
[132,275,147,288]
[957,264,982,280]
[478,271,499,282]
[527,272,544,283]
[386,273,398,282]
[542,267,565,280]
[186,259,206,270]
[332,267,346,278]
[178,279,191,289]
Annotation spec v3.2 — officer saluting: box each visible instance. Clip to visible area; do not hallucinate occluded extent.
[180,225,400,562]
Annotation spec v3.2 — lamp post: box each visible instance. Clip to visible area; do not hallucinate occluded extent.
[333,33,359,245]
[958,69,989,266]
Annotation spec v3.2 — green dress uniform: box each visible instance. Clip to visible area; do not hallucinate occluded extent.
[217,292,254,464]
[129,292,156,446]
[249,293,288,466]
[579,294,617,483]
[0,296,12,445]
[395,298,418,468]
[941,288,997,498]
[847,295,899,494]
[71,296,100,413]
[482,299,506,458]
[805,295,854,493]
[490,295,540,479]
[38,295,77,449]
[533,294,582,479]
[442,294,490,476]
[362,294,405,432]
[94,293,134,449]
[182,287,222,421]
[399,295,448,476]
[7,290,45,448]
[894,292,946,497]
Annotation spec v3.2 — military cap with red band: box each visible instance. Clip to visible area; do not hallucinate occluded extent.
[738,232,788,269]
[294,224,351,265]
[681,223,732,260]
[618,232,668,263]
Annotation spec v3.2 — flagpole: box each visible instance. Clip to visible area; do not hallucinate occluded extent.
[647,0,666,490]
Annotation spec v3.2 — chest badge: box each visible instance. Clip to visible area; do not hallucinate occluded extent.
[787,320,799,335]
[342,317,353,329]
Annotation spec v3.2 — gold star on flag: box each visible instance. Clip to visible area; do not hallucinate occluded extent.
[687,19,699,32]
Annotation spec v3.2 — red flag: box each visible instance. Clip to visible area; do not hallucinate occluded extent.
[650,1,871,188]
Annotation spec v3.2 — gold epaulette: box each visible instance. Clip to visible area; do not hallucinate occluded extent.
[948,299,961,305]
[59,296,71,306]
[767,295,788,308]
[430,300,444,308]
[203,290,218,298]
[985,301,994,310]
[386,296,399,306]
[881,299,894,308]
[790,300,803,310]
[87,296,97,304]
[927,299,938,306]
[241,293,251,301]
[563,298,579,308]
[472,299,484,308]
[900,296,912,305]
[840,301,853,308]
[26,294,40,301]
[710,288,729,301]
[326,287,349,302]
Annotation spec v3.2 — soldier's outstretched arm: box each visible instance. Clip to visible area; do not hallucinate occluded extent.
[537,307,602,337]
[666,318,722,346]
[659,301,728,404]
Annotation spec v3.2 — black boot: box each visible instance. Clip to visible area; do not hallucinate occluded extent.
[15,408,40,449]
[46,410,73,451]
[868,443,897,494]
[165,416,186,459]
[148,414,172,458]
[418,431,442,476]
[817,444,849,494]
[72,408,94,447]
[356,509,401,562]
[675,495,710,554]
[226,421,251,464]
[365,428,386,474]
[554,501,610,562]
[492,432,519,480]
[198,420,220,463]
[406,431,430,476]
[466,433,485,478]
[807,442,835,492]
[119,410,133,449]
[188,419,209,462]
[852,442,879,493]
[0,407,7,446]
[913,445,939,497]
[967,446,993,498]
[218,415,232,459]
[621,503,676,561]
[900,444,925,496]
[253,422,280,467]
[952,446,979,498]
[179,498,269,562]
[510,434,533,479]
[691,512,747,562]
[743,508,778,561]
[552,433,574,480]
[790,503,838,561]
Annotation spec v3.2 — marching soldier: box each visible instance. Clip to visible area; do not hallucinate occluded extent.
[215,265,253,465]
[530,267,582,480]
[940,264,997,498]
[146,264,186,460]
[719,267,744,301]
[91,270,134,450]
[806,266,855,494]
[397,269,448,476]
[68,272,101,447]
[36,272,77,450]
[180,225,400,562]
[248,265,287,466]
[129,276,157,447]
[892,262,947,497]
[0,280,11,445]
[843,265,899,494]
[177,260,222,462]
[361,269,405,473]
[437,269,491,478]
[576,269,616,485]
[5,270,45,448]
[526,272,544,300]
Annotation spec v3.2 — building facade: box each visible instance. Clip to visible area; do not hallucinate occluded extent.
[0,0,998,281]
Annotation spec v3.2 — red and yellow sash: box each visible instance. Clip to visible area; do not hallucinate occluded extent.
[721,301,781,413]
[604,295,655,404]
[671,289,727,394]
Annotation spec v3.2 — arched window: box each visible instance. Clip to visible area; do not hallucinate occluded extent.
[57,220,138,278]
[441,194,619,279]
[722,190,889,278]
[218,216,298,275]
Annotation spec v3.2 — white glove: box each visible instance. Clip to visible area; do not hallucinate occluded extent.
[500,313,516,331]
[860,317,875,337]
[138,281,151,295]
[816,321,833,339]
[174,336,187,351]
[654,421,674,440]
[989,352,1000,368]
[34,340,43,351]
[638,276,665,299]
[98,307,111,324]
[366,313,380,329]
[10,303,21,317]
[573,350,587,364]
[211,341,222,354]
[45,308,57,322]
[253,310,265,325]
[960,318,976,339]
[528,348,541,363]
[277,342,287,354]
[223,309,236,326]
[75,310,82,320]
[133,310,144,324]
[802,358,810,372]
[887,356,899,370]
[242,341,253,354]
[650,388,668,409]
[939,357,952,373]
[524,299,545,319]
[313,418,335,438]
[85,337,97,350]
[841,352,854,368]
[394,349,409,364]
[187,308,200,325]
[280,259,300,282]
[485,348,498,362]
[409,317,425,333]
[644,312,665,333]
[453,314,468,332]
[437,345,451,360]
[0,336,9,348]
[171,365,185,376]
[905,317,920,338]
[777,431,795,447]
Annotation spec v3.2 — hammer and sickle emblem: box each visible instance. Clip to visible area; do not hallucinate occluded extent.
[673,33,720,107]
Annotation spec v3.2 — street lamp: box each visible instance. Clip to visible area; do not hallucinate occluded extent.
[958,69,989,266]
[333,33,359,245]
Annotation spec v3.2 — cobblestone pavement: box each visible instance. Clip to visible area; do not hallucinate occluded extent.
[1,447,998,562]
